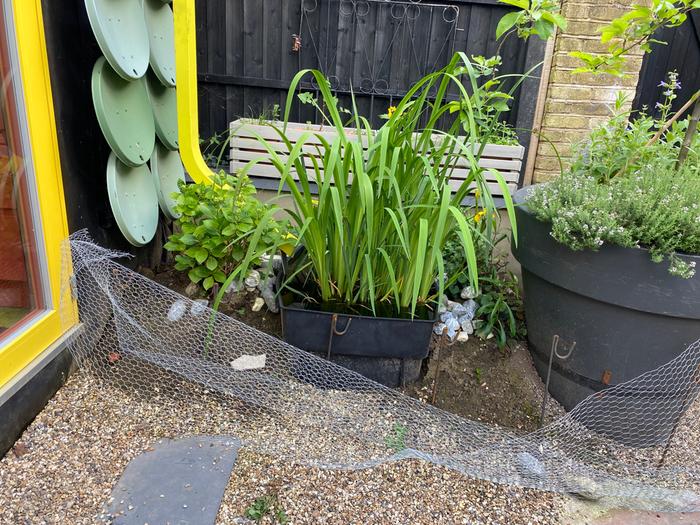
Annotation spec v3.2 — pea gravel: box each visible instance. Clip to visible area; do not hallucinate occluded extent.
[0,371,572,524]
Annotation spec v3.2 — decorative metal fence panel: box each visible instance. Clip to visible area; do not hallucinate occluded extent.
[196,0,544,167]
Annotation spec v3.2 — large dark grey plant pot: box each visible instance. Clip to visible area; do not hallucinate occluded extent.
[512,187,700,445]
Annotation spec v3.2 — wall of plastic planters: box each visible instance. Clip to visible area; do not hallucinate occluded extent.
[85,0,185,247]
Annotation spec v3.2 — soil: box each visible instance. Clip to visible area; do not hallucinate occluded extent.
[149,266,282,339]
[144,265,561,434]
[403,336,564,432]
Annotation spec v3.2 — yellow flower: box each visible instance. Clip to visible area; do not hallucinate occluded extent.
[474,210,486,223]
[279,232,297,256]
[387,106,397,118]
[474,189,480,200]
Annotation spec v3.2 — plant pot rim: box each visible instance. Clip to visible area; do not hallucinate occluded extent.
[279,296,438,324]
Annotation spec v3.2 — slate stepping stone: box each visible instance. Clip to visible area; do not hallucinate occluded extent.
[105,435,240,524]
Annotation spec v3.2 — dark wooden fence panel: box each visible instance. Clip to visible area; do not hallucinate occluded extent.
[633,11,700,117]
[195,0,545,169]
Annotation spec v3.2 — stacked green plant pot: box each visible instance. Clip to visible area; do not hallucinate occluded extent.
[86,0,184,246]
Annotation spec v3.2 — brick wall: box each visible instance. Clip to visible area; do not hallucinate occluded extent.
[531,0,645,183]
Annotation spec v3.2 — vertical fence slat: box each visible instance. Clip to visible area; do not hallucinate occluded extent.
[197,0,545,165]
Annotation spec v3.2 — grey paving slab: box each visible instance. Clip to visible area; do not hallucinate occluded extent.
[105,435,240,525]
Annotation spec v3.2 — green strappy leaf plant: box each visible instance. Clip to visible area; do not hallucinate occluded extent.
[240,53,523,317]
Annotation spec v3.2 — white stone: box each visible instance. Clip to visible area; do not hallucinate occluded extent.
[460,285,477,300]
[244,270,261,289]
[451,303,468,317]
[439,311,454,323]
[445,317,460,340]
[518,452,546,478]
[190,298,208,316]
[459,317,474,334]
[167,300,188,322]
[251,297,265,312]
[463,299,478,319]
[230,353,266,371]
[433,322,446,336]
[259,285,279,313]
[446,299,462,312]
[456,331,469,343]
[223,280,243,294]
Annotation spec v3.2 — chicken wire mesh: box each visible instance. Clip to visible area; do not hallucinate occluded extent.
[63,231,700,512]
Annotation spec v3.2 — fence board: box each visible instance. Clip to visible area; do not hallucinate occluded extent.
[196,0,544,186]
[633,12,700,118]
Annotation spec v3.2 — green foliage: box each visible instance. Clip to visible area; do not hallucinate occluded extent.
[164,172,287,291]
[496,0,567,41]
[454,55,520,146]
[385,422,408,452]
[243,53,523,317]
[200,130,230,170]
[571,0,700,76]
[473,272,525,349]
[474,367,483,383]
[443,205,525,350]
[498,0,700,77]
[527,85,700,278]
[245,494,289,524]
[569,86,685,184]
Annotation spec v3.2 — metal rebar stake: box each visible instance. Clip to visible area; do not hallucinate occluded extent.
[539,335,576,427]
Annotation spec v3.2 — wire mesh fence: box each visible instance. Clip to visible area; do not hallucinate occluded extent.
[63,230,700,511]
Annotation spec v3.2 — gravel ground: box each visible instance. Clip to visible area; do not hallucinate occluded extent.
[0,372,566,525]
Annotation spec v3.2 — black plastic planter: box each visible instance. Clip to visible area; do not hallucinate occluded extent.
[280,294,435,387]
[512,187,700,445]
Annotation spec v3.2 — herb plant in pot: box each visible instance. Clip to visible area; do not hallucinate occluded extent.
[513,83,700,443]
[243,54,519,387]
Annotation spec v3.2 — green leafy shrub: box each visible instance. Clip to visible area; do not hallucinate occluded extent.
[527,78,700,278]
[164,172,288,290]
[443,204,526,349]
[244,53,524,317]
[527,160,700,278]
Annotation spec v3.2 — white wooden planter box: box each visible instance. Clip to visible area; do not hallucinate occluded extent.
[228,118,524,200]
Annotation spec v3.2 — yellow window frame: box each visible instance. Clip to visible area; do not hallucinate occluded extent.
[0,0,74,387]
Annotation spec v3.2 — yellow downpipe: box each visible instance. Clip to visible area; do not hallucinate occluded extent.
[173,0,215,184]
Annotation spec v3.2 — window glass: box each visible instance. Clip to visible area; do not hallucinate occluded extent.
[0,4,45,340]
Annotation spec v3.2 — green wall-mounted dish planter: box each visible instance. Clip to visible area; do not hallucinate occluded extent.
[84,0,150,80]
[145,69,178,150]
[143,0,176,87]
[91,57,156,167]
[150,142,184,220]
[106,152,159,247]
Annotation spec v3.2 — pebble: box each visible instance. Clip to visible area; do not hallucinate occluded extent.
[458,316,474,334]
[184,282,200,298]
[167,300,188,322]
[463,299,478,319]
[445,317,460,340]
[251,297,265,312]
[258,278,279,313]
[0,370,649,525]
[190,299,209,317]
[461,285,477,300]
[244,270,260,290]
